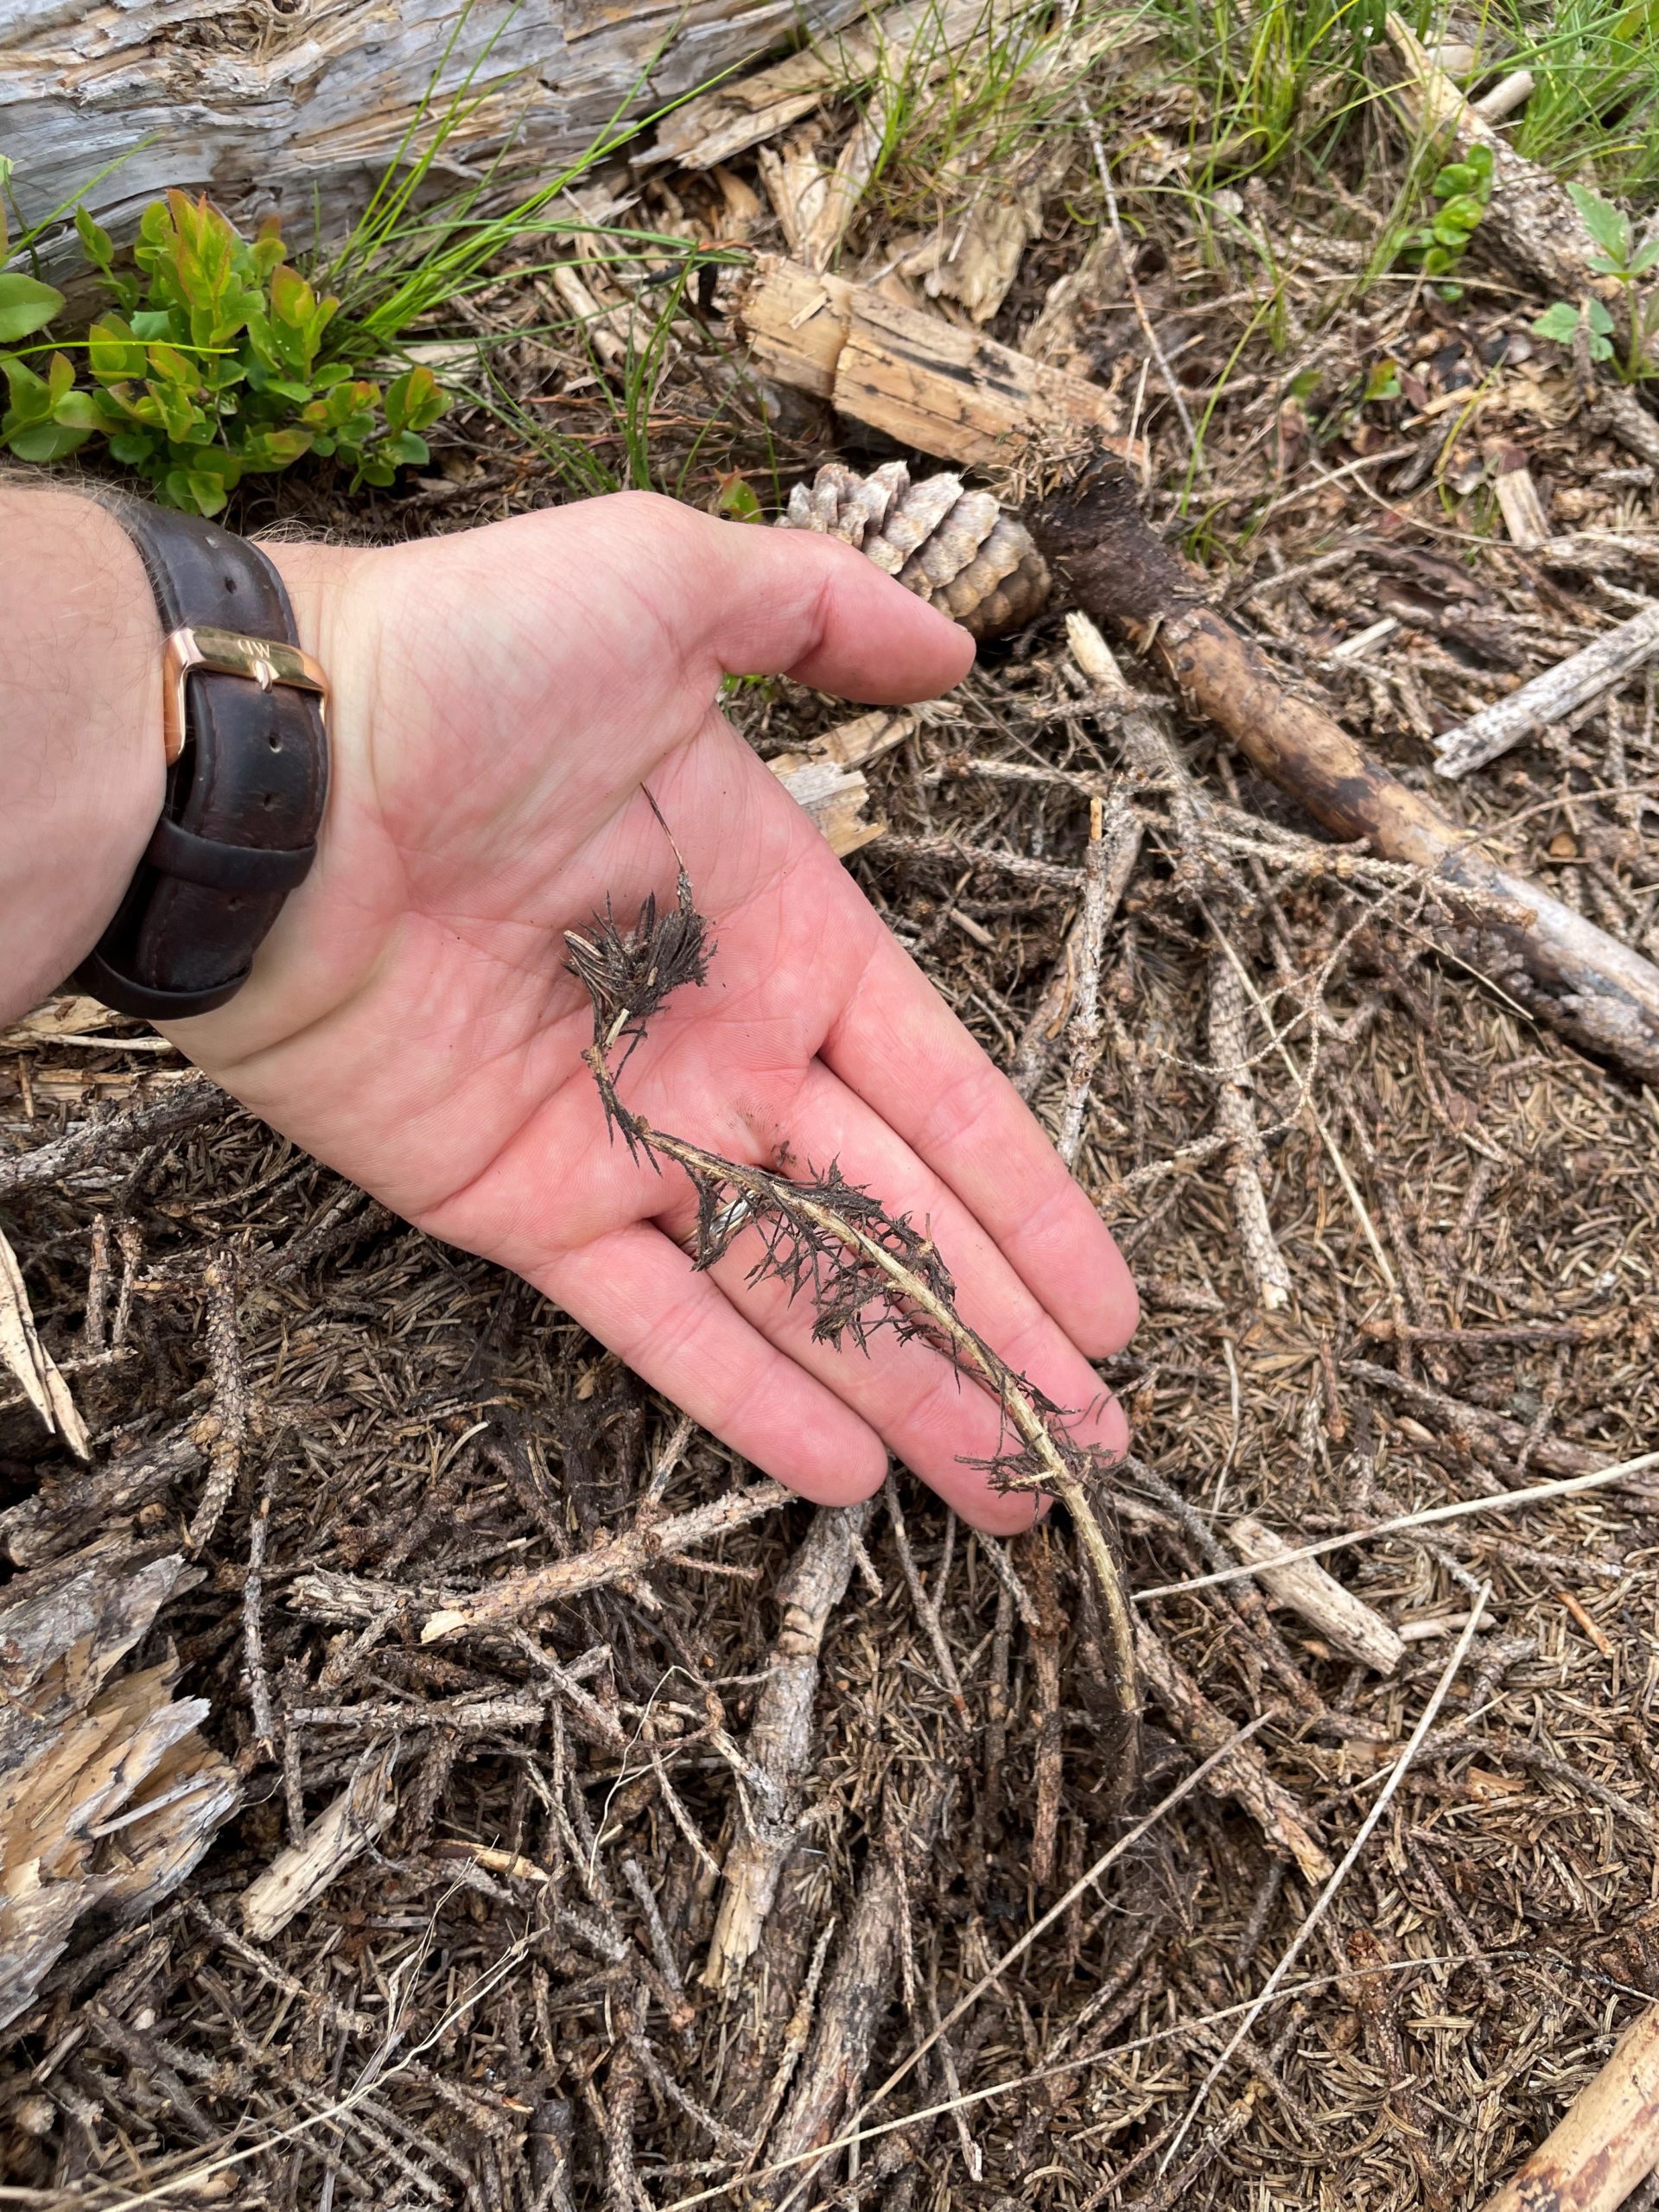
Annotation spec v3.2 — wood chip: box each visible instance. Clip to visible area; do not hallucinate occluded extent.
[737,255,1132,468]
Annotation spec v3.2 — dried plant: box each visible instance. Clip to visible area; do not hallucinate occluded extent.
[565,813,1141,1743]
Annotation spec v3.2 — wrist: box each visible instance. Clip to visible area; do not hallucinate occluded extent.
[0,486,166,1023]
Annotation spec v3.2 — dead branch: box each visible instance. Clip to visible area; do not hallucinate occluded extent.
[238,1738,400,1941]
[0,1423,201,1569]
[1378,16,1636,351]
[419,1480,791,1642]
[1035,465,1659,1082]
[1132,1622,1333,1884]
[0,1078,224,1201]
[704,1499,873,1992]
[1436,601,1659,780]
[1228,1516,1405,1675]
[1206,949,1292,1313]
[1477,2000,1659,2212]
[751,1770,949,2207]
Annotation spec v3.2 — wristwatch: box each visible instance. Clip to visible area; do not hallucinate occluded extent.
[74,497,329,1020]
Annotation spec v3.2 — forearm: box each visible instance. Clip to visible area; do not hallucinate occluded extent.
[1,486,164,1023]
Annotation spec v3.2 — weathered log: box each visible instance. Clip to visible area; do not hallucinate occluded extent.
[1034,466,1659,1084]
[0,0,868,265]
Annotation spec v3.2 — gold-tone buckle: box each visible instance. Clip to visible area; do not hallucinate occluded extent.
[162,624,329,766]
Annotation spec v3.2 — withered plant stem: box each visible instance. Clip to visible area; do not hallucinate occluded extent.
[582,1048,1139,1726]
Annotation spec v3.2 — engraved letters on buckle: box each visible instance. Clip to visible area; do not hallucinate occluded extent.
[162,624,329,765]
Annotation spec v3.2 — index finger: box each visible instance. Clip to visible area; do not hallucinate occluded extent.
[820,925,1139,1360]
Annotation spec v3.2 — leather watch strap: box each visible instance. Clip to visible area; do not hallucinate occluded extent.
[75,498,328,1020]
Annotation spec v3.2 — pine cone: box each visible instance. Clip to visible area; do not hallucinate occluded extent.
[778,461,1051,641]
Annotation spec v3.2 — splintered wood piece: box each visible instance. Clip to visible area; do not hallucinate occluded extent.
[1229,1517,1406,1675]
[1493,459,1551,552]
[736,255,1130,468]
[1477,2000,1659,2212]
[0,1541,238,2030]
[646,0,1010,173]
[1435,601,1659,780]
[1134,1624,1333,1883]
[771,709,918,772]
[239,1739,400,1941]
[770,756,884,856]
[704,1500,872,1990]
[1035,467,1659,1084]
[0,1222,89,1459]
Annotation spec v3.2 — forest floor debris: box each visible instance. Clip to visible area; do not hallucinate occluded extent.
[4,1,1659,2204]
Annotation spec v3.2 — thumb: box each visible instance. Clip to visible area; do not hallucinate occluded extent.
[605,491,978,703]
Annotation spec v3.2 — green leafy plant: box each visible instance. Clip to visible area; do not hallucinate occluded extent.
[1529,183,1659,379]
[1405,142,1495,295]
[0,189,449,513]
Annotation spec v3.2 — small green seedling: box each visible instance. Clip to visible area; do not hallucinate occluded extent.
[0,189,450,512]
[1530,185,1659,381]
[1404,142,1495,297]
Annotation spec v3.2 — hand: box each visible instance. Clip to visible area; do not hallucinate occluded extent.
[174,493,1137,1532]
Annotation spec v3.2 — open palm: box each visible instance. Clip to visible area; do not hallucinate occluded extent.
[174,493,1136,1531]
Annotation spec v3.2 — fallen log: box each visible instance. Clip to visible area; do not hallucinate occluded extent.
[735,254,1132,468]
[1033,465,1659,1084]
[3,0,868,264]
[1435,601,1659,780]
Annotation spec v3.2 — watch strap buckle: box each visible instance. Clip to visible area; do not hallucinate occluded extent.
[162,623,329,764]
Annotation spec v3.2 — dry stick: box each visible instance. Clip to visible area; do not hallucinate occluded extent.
[1036,467,1659,1083]
[187,1255,247,1554]
[755,1772,949,2211]
[1057,793,1135,1166]
[1436,601,1659,781]
[1379,16,1659,477]
[1477,2000,1659,2212]
[1157,1592,1489,2174]
[418,1480,791,1641]
[1228,1515,1404,1675]
[1131,1623,1332,1884]
[1135,1448,1659,1604]
[1206,947,1291,1312]
[0,1077,225,1201]
[886,1485,968,1719]
[703,1500,873,1992]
